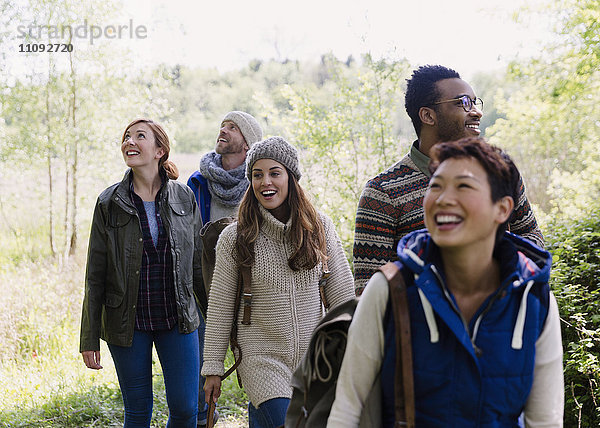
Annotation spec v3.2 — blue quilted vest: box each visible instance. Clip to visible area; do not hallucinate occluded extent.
[380,231,551,427]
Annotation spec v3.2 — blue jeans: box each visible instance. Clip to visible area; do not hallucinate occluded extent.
[248,397,290,428]
[108,327,199,428]
[197,314,209,424]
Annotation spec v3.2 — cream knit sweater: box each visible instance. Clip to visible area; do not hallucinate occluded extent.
[202,205,354,407]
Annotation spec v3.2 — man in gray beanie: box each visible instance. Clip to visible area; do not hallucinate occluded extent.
[186,110,263,427]
[188,111,263,223]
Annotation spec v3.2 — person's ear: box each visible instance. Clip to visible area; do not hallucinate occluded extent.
[495,196,514,224]
[419,106,436,126]
[155,147,165,159]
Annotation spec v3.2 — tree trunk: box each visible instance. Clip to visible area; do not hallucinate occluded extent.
[47,153,55,257]
[63,139,70,259]
[68,36,77,255]
[46,47,56,257]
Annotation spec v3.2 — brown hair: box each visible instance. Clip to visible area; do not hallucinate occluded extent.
[429,136,520,239]
[235,171,327,271]
[122,118,179,180]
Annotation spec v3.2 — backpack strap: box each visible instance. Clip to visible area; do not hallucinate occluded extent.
[318,217,331,311]
[319,257,331,311]
[379,262,415,428]
[241,265,252,325]
[238,250,330,324]
[222,264,251,386]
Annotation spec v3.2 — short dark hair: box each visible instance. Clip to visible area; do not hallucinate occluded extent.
[429,137,520,241]
[405,65,460,136]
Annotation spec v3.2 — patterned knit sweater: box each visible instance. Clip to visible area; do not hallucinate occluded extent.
[353,143,544,295]
[202,205,354,407]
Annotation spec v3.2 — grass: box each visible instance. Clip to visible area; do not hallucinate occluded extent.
[0,245,248,427]
[0,157,250,427]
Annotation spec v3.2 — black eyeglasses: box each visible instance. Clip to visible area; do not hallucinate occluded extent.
[432,95,483,112]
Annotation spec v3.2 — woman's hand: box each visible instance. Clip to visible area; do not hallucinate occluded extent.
[204,375,222,404]
[81,350,103,370]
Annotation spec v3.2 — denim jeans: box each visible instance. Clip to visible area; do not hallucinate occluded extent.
[108,327,199,428]
[197,314,209,424]
[248,397,290,428]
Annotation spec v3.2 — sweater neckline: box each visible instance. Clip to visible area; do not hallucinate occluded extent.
[259,204,292,241]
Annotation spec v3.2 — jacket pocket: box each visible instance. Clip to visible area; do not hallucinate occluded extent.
[168,200,193,218]
[104,292,124,308]
[102,291,127,335]
[107,204,134,228]
[168,199,195,247]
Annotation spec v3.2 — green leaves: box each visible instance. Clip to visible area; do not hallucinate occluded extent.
[275,55,411,256]
[487,0,600,216]
[547,202,600,426]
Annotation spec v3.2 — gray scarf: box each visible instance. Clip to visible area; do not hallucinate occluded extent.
[199,152,249,207]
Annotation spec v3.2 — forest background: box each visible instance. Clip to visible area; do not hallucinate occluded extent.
[0,0,599,426]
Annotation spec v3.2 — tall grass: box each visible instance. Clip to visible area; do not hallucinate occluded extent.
[0,156,250,427]
[0,251,128,427]
[0,243,248,427]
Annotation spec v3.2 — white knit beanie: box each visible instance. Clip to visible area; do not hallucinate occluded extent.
[246,136,302,180]
[221,111,263,147]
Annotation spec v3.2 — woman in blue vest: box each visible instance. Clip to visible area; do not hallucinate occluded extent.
[328,137,563,427]
[80,119,205,428]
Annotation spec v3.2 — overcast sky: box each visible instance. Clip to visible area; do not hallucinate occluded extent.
[5,0,553,81]
[121,0,553,78]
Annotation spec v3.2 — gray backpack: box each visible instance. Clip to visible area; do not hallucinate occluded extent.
[285,262,415,428]
[200,216,236,303]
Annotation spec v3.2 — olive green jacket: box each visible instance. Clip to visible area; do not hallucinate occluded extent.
[79,170,205,351]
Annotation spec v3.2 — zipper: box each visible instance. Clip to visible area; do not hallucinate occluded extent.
[430,265,483,356]
[431,265,513,357]
[283,223,302,367]
[112,191,141,330]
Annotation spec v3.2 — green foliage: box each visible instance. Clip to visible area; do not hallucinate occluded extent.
[546,204,600,426]
[0,249,248,427]
[1,1,598,424]
[0,381,124,427]
[273,54,412,256]
[487,0,600,212]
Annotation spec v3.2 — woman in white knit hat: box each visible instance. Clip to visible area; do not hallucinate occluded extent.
[202,136,355,427]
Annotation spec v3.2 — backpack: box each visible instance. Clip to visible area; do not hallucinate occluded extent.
[200,216,248,382]
[199,216,236,302]
[284,262,415,428]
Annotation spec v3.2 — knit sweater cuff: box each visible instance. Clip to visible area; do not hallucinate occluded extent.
[201,360,225,377]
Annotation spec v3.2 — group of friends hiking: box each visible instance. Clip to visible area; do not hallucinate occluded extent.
[79,64,564,428]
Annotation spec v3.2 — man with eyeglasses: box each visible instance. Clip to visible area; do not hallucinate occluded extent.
[352,64,544,295]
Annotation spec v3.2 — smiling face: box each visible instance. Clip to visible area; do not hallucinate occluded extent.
[121,122,164,169]
[215,120,247,155]
[433,78,482,141]
[251,158,289,213]
[424,157,512,251]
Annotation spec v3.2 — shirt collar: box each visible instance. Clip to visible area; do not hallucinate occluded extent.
[410,140,432,178]
[128,169,168,201]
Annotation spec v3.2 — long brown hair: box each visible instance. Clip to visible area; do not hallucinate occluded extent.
[235,171,327,270]
[122,118,179,180]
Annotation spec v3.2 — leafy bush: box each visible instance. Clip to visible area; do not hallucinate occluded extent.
[546,207,600,426]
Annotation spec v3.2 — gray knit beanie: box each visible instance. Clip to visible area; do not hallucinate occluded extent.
[221,111,263,147]
[246,136,302,181]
